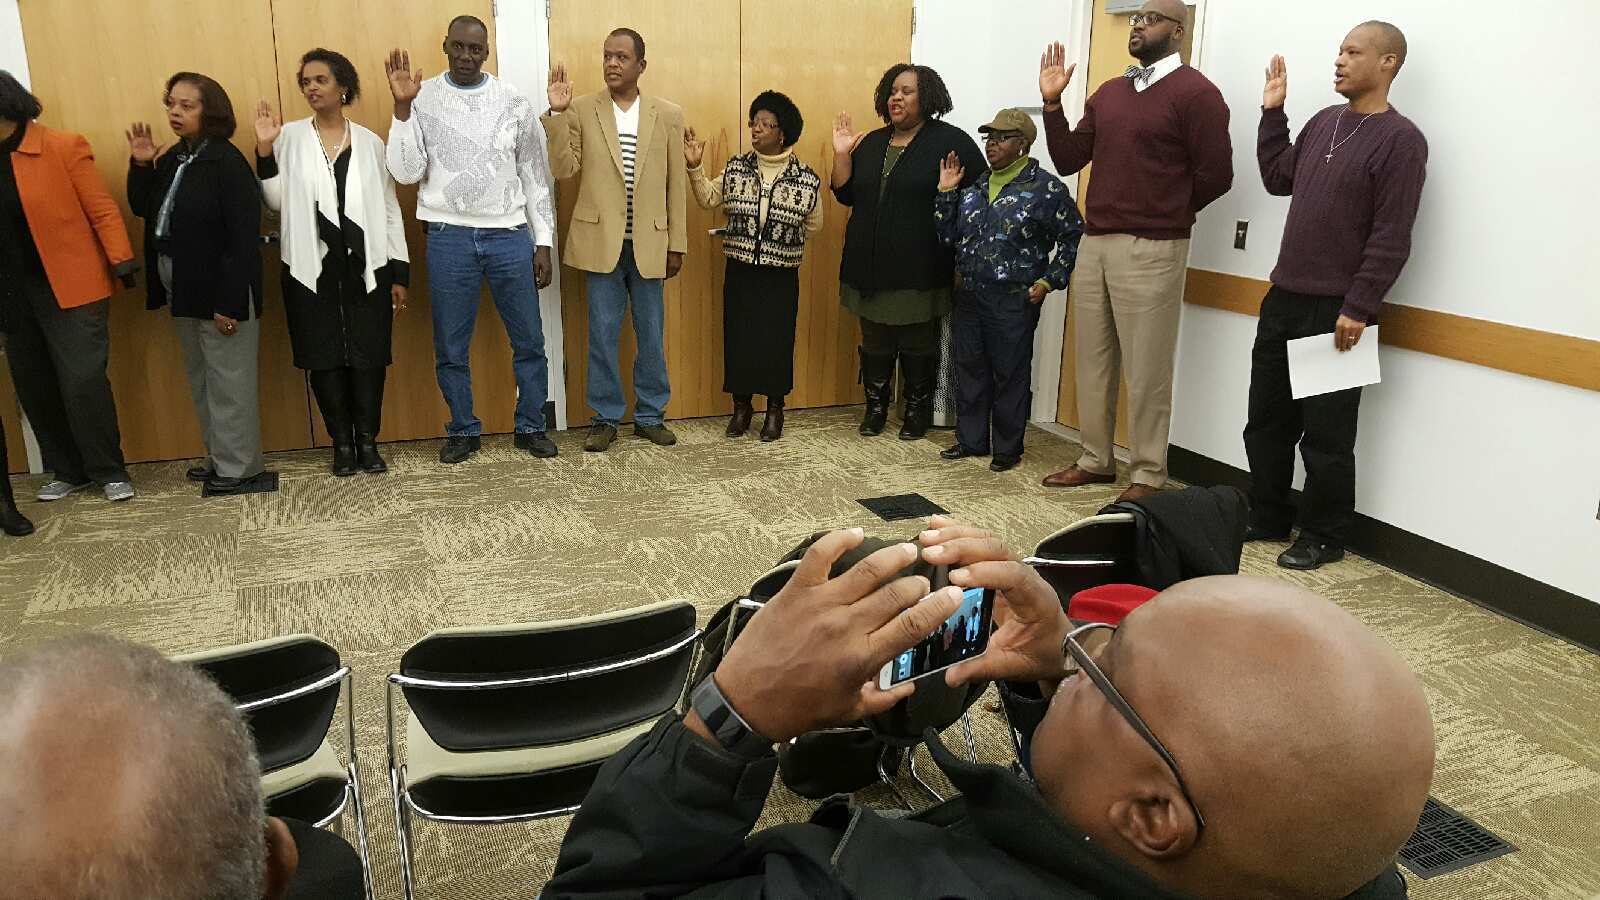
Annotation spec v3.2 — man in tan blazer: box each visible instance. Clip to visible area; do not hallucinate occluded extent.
[544,27,687,452]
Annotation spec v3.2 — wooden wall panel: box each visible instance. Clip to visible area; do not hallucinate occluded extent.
[16,0,313,462]
[549,0,742,425]
[267,0,505,446]
[739,0,913,410]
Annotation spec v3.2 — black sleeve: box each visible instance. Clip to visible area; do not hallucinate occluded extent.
[217,150,262,321]
[546,715,785,898]
[832,145,858,207]
[281,818,364,900]
[126,160,158,219]
[389,260,411,289]
[255,151,279,180]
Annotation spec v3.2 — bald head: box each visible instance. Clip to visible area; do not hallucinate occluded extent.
[1145,0,1188,21]
[1032,576,1434,899]
[1356,21,1407,73]
[0,635,268,899]
[1130,0,1188,64]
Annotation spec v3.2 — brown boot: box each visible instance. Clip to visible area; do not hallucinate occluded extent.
[727,397,754,437]
[759,397,785,442]
[1041,465,1117,488]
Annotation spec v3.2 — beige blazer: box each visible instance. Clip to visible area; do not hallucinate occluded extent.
[542,91,687,279]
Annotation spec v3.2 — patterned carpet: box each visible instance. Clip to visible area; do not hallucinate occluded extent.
[1,407,1596,900]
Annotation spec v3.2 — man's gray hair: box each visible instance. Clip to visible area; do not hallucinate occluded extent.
[0,634,266,899]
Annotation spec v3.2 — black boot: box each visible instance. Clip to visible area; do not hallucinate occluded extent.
[897,352,937,441]
[760,396,785,442]
[0,421,34,536]
[310,369,358,477]
[859,348,896,437]
[726,395,754,437]
[350,367,388,473]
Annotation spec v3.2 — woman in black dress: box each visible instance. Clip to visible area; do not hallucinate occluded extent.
[830,64,984,440]
[685,90,823,442]
[255,48,409,475]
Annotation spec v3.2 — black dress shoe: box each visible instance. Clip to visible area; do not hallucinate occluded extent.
[940,445,985,460]
[515,431,558,458]
[1277,538,1346,570]
[1244,523,1292,542]
[1,502,34,536]
[439,435,481,464]
[204,475,248,495]
[186,465,216,482]
[989,457,1020,473]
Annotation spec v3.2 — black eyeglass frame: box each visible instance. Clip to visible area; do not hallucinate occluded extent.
[1062,621,1207,830]
[1129,11,1183,28]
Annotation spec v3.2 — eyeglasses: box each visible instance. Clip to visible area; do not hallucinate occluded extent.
[983,132,1025,144]
[1062,622,1207,830]
[1129,11,1182,27]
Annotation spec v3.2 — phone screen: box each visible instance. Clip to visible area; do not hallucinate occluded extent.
[884,587,994,687]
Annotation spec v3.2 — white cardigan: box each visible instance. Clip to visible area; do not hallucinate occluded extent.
[260,118,408,295]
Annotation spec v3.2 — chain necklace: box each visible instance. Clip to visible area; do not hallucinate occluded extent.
[1325,107,1377,163]
[311,114,349,177]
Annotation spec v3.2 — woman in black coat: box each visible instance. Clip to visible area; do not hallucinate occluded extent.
[127,72,266,495]
[830,63,984,440]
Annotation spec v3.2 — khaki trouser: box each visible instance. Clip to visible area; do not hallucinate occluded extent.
[1070,234,1189,487]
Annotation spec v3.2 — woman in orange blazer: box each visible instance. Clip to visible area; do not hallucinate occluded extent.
[0,71,138,504]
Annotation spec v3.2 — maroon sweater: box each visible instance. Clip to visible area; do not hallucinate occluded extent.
[1043,65,1233,239]
[1260,104,1428,322]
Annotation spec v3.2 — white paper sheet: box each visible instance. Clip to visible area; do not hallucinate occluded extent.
[1287,326,1381,399]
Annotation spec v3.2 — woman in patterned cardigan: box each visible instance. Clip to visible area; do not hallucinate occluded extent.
[684,91,823,442]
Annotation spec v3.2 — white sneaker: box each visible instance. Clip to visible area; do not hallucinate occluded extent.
[104,481,136,502]
[37,480,92,502]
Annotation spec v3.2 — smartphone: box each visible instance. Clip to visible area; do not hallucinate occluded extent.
[878,587,994,689]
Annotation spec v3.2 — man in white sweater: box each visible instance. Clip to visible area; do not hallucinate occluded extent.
[385,15,559,463]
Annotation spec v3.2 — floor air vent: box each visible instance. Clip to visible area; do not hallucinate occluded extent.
[857,493,948,522]
[1398,796,1516,878]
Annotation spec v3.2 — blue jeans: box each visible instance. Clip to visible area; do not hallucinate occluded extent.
[425,222,547,435]
[585,241,669,426]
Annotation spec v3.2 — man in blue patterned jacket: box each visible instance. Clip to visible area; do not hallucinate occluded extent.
[935,108,1083,472]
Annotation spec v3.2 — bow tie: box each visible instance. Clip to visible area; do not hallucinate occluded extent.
[1125,64,1154,83]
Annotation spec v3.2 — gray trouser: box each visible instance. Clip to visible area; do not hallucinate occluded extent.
[174,316,264,479]
[4,272,128,484]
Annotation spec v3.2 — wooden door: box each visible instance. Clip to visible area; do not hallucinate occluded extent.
[549,0,913,423]
[266,0,506,445]
[16,0,313,462]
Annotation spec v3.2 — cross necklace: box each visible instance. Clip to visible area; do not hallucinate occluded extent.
[1326,107,1378,163]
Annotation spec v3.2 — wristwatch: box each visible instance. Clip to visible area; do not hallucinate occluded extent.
[689,675,775,760]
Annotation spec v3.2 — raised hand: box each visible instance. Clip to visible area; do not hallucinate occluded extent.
[1264,54,1288,109]
[125,122,161,164]
[1039,41,1077,104]
[547,63,573,113]
[937,151,965,191]
[683,125,705,169]
[831,111,858,156]
[254,100,281,153]
[385,49,422,104]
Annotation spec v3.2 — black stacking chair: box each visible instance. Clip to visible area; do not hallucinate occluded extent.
[1027,512,1141,606]
[385,601,701,900]
[178,635,372,900]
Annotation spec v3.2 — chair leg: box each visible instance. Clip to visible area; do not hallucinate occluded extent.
[391,763,417,900]
[876,743,916,811]
[348,762,374,900]
[908,744,945,803]
[961,711,979,763]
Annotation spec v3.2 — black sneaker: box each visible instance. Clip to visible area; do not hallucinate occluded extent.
[439,435,481,464]
[1277,537,1345,570]
[515,431,559,458]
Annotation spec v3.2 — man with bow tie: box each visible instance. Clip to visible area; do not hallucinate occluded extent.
[1035,0,1233,504]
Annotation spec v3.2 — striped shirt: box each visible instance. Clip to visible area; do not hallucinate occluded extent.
[614,99,640,238]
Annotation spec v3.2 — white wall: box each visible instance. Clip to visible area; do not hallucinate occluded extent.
[494,0,567,430]
[1175,0,1600,600]
[913,0,1093,423]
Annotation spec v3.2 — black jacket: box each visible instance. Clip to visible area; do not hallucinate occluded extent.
[545,711,1410,899]
[127,138,262,320]
[1105,485,1249,590]
[833,118,986,293]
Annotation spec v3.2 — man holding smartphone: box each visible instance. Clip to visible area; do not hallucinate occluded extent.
[546,523,1433,899]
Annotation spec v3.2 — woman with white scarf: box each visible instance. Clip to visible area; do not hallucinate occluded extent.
[255,48,409,476]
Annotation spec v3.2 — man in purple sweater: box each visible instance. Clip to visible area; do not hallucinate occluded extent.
[1247,21,1427,570]
[1036,0,1233,504]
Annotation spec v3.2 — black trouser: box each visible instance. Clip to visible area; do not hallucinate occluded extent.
[3,273,128,484]
[1243,286,1363,546]
[953,285,1040,462]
